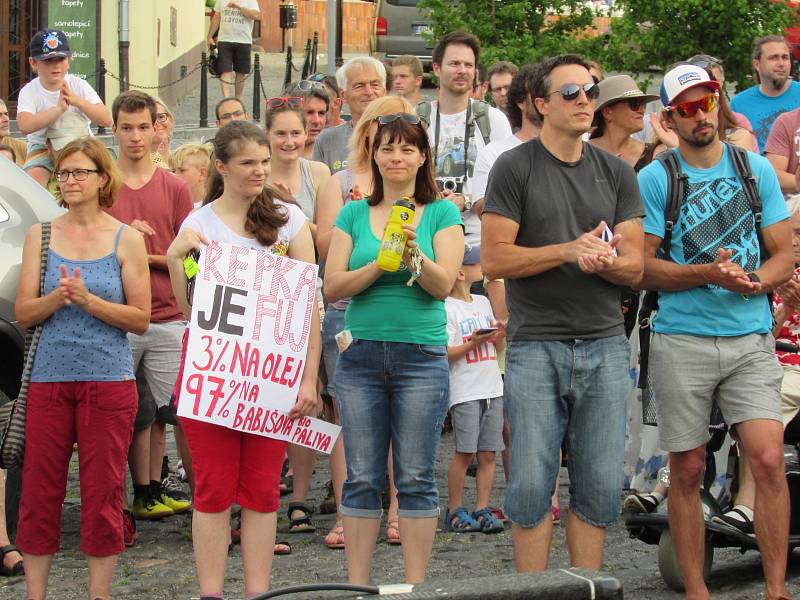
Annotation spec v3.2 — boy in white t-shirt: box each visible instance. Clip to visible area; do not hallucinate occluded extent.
[16,29,112,186]
[444,260,506,534]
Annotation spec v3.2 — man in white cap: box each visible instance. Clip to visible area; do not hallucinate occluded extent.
[639,62,793,600]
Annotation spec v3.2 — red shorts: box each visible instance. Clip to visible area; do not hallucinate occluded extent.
[175,330,286,513]
[16,380,137,556]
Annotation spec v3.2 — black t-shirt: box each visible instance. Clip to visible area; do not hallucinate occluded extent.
[483,138,645,341]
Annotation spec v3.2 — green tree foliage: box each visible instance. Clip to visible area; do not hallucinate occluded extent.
[604,0,796,91]
[417,0,607,69]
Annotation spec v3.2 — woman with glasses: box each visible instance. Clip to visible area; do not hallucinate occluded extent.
[151,98,175,168]
[166,121,322,599]
[589,75,660,170]
[14,137,150,600]
[324,113,464,584]
[315,95,413,550]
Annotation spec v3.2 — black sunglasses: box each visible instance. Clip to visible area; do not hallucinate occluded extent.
[545,82,600,102]
[375,113,422,126]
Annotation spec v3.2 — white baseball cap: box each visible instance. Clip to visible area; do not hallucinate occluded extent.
[659,64,721,108]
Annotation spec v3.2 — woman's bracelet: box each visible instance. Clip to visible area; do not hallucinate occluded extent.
[406,247,424,287]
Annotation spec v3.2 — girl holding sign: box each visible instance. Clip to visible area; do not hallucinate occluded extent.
[14,137,151,600]
[166,121,322,599]
[324,114,464,584]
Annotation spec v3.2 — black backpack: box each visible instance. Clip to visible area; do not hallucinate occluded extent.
[637,143,766,400]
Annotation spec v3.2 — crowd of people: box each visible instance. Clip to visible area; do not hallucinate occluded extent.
[2,16,800,600]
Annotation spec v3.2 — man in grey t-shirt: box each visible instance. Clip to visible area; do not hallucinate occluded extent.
[481,55,644,572]
[312,57,386,173]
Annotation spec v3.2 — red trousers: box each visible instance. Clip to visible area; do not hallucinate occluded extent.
[174,330,285,513]
[16,381,137,556]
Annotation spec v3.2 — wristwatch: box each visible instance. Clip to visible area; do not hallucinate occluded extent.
[462,197,474,212]
[747,272,761,284]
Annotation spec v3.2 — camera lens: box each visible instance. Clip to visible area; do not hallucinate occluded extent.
[443,179,456,191]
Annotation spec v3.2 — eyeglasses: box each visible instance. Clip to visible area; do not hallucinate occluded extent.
[267,96,304,109]
[219,109,245,121]
[54,168,99,182]
[156,112,170,124]
[491,84,510,94]
[295,80,327,92]
[375,113,422,125]
[620,97,648,111]
[668,93,718,118]
[544,82,600,102]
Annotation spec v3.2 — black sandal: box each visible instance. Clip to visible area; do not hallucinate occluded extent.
[287,502,316,533]
[0,544,24,577]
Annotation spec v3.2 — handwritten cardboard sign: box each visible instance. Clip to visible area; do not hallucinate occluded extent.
[178,241,340,453]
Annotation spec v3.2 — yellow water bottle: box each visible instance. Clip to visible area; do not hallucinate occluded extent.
[376,198,415,272]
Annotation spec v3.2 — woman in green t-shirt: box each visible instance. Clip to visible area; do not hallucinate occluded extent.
[324,113,463,584]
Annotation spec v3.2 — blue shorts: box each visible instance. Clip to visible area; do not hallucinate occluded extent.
[503,335,631,528]
[334,338,449,518]
[321,304,346,396]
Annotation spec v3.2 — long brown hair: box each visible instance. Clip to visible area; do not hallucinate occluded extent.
[204,121,288,247]
[369,116,438,207]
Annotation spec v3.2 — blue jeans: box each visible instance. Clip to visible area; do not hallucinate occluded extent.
[321,304,347,396]
[504,335,631,527]
[334,339,449,518]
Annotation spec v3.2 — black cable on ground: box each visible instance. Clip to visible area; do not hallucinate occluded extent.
[249,583,380,599]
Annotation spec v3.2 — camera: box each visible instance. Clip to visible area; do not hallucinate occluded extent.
[436,176,464,194]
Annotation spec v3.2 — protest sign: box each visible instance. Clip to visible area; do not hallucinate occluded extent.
[178,241,339,454]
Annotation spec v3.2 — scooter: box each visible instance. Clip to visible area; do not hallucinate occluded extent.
[624,341,800,592]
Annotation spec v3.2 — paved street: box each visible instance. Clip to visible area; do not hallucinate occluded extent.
[2,427,800,599]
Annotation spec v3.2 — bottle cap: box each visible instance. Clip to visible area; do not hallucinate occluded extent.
[394,198,415,211]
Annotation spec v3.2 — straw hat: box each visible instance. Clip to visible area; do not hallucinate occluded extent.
[594,75,660,114]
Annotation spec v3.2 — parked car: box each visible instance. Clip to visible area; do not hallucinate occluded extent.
[372,0,434,71]
[0,155,63,537]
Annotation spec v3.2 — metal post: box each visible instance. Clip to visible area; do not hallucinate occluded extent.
[200,51,209,128]
[253,54,262,124]
[326,0,336,76]
[335,0,343,67]
[283,46,293,94]
[301,38,311,80]
[118,0,130,91]
[96,59,107,135]
[311,32,318,74]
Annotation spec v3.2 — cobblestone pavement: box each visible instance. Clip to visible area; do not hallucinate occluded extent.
[3,428,800,599]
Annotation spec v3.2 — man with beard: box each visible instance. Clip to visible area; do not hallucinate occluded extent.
[639,63,793,600]
[731,35,800,154]
[417,30,511,261]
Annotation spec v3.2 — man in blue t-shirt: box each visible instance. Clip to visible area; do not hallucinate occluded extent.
[731,35,800,154]
[640,63,793,600]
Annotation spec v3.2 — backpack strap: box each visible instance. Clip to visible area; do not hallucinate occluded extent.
[416,101,432,131]
[470,100,492,147]
[655,149,687,263]
[725,142,766,262]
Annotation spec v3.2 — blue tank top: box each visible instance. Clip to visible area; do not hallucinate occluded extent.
[31,225,135,382]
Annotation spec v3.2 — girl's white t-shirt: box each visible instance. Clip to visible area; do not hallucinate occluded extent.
[180,199,306,254]
[445,294,504,407]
